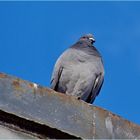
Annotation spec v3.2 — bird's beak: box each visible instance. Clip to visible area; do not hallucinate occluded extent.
[89,37,95,43]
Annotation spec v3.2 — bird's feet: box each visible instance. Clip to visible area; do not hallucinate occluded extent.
[76,96,81,100]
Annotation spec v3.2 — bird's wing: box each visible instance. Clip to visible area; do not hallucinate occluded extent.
[86,73,104,103]
[50,48,74,90]
[50,60,63,90]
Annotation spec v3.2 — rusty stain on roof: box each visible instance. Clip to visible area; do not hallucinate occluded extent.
[0,73,7,78]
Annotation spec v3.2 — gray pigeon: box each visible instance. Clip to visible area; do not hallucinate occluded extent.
[50,34,104,103]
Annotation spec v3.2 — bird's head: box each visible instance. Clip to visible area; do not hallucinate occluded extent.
[79,33,95,45]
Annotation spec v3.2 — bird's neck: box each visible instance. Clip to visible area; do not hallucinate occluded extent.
[76,40,92,48]
[71,41,101,57]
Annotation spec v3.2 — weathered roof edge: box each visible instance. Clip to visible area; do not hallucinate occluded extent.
[0,72,139,139]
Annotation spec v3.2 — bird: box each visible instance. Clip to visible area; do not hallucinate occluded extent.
[50,33,104,103]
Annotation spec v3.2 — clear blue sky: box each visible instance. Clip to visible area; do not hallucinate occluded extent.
[0,1,140,125]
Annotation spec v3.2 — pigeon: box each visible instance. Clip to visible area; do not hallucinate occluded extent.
[50,34,104,103]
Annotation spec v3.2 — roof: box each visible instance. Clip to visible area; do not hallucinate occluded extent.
[0,72,140,139]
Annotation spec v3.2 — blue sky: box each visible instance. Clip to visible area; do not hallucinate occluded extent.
[0,1,140,125]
